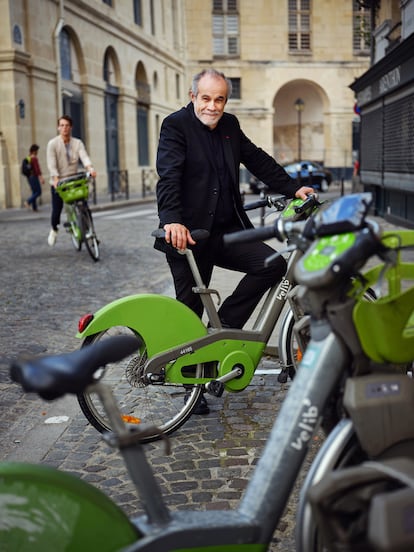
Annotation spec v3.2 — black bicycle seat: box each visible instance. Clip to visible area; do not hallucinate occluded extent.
[10,335,140,400]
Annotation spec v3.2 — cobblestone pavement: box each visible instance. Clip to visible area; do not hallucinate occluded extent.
[0,188,410,550]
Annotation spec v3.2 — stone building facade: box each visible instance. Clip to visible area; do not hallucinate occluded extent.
[350,0,414,226]
[0,0,370,209]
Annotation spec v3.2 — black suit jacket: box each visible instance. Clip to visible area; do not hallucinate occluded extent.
[155,102,300,252]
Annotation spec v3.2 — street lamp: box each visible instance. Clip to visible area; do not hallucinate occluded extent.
[294,98,305,162]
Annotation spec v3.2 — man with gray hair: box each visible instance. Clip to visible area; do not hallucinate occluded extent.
[155,69,313,413]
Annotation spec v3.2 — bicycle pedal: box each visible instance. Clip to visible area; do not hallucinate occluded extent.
[63,222,71,228]
[205,380,224,397]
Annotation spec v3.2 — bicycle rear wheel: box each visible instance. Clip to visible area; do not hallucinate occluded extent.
[79,202,100,262]
[77,326,206,442]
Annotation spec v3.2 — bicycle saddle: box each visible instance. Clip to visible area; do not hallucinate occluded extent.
[10,335,140,400]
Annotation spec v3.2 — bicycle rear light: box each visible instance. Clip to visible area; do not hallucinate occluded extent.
[78,313,94,332]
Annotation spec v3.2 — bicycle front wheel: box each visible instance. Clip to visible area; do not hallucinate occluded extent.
[77,326,205,442]
[279,287,377,381]
[278,308,307,381]
[298,421,414,552]
[65,204,82,251]
[79,203,100,262]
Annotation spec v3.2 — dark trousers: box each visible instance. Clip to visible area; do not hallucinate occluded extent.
[50,186,64,230]
[166,228,287,329]
[27,176,42,211]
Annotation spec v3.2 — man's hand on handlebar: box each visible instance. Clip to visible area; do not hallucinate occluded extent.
[87,166,97,179]
[163,223,196,251]
[295,186,315,200]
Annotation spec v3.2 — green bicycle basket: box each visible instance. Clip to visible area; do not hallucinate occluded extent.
[56,173,89,203]
[353,230,414,365]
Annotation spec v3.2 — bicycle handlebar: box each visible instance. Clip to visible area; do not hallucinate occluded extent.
[151,229,210,241]
[57,171,93,186]
[243,195,286,212]
[224,195,319,246]
[224,225,278,245]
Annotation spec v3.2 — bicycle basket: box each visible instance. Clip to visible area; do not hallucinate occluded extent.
[56,174,89,203]
[353,230,414,365]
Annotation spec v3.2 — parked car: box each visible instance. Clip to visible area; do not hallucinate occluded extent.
[282,161,333,192]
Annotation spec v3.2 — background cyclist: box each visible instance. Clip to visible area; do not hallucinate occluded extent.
[46,115,96,247]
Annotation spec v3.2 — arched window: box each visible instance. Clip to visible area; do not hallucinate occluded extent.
[58,27,84,140]
[103,49,120,192]
[13,25,22,45]
[60,28,72,80]
[136,64,150,166]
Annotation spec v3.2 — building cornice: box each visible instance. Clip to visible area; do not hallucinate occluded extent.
[65,0,185,70]
[350,33,414,92]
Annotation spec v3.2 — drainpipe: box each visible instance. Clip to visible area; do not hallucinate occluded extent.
[54,0,64,114]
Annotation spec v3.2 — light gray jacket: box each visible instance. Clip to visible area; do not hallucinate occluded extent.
[46,135,93,182]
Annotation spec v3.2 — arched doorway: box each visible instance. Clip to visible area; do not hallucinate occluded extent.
[135,62,150,167]
[273,80,328,165]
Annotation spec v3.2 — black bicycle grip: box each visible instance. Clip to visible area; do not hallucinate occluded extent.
[293,194,320,216]
[152,228,210,241]
[224,225,277,245]
[243,199,269,211]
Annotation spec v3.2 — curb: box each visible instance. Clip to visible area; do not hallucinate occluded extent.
[0,195,156,222]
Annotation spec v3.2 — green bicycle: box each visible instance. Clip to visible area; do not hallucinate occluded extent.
[56,171,100,262]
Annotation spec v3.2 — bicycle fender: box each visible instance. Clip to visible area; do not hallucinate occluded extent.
[0,462,139,551]
[77,293,208,356]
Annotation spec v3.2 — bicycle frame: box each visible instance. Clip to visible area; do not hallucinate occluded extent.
[78,197,315,390]
[77,240,302,390]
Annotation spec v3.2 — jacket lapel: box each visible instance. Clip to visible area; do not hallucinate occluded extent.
[186,102,236,184]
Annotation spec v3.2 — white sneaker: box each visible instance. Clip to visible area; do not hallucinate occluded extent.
[48,229,58,246]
